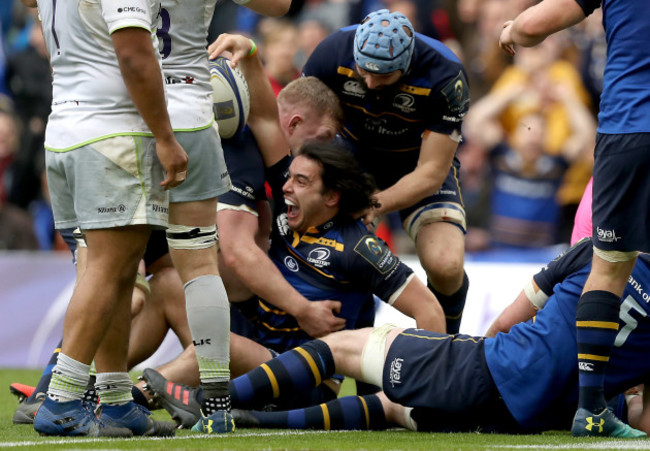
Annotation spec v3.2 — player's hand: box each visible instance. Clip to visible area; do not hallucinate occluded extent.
[156,138,188,189]
[499,21,516,56]
[357,205,380,229]
[208,33,254,67]
[294,300,346,338]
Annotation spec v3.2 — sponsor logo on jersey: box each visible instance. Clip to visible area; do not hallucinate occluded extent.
[284,256,299,272]
[393,93,415,113]
[343,81,366,98]
[441,71,470,117]
[231,185,255,200]
[117,6,146,14]
[277,213,291,236]
[165,75,196,85]
[628,276,650,303]
[364,118,408,136]
[442,114,462,123]
[353,236,397,274]
[596,226,621,243]
[307,247,331,268]
[367,238,382,256]
[389,358,404,387]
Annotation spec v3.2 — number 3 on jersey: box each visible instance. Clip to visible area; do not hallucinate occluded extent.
[157,7,171,59]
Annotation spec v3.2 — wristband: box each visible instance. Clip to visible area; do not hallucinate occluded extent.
[247,39,257,58]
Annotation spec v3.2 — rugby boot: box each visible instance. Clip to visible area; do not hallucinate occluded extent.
[191,409,235,434]
[13,392,45,425]
[33,397,132,437]
[98,401,176,436]
[572,407,647,438]
[141,368,200,428]
[10,383,35,401]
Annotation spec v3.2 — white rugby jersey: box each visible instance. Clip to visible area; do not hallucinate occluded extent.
[38,0,162,151]
[159,0,216,131]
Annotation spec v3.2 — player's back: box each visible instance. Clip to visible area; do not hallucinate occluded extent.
[38,0,158,149]
[485,253,650,431]
[159,0,216,130]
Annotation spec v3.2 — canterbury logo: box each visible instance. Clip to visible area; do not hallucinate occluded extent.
[585,417,604,433]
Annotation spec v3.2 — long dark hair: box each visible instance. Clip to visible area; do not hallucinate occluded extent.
[298,141,380,216]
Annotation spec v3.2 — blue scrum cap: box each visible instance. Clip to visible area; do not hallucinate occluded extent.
[353,9,415,74]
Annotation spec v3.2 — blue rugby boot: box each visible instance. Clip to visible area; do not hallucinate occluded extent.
[33,397,132,437]
[572,407,647,438]
[191,410,235,434]
[98,401,176,437]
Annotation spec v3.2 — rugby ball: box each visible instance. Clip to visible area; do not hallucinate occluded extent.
[209,57,250,139]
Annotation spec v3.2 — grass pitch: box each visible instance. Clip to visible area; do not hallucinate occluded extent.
[1,369,649,450]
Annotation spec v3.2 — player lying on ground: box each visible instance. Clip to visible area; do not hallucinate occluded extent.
[211,238,649,437]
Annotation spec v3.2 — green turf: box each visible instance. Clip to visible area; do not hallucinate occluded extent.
[1,369,649,450]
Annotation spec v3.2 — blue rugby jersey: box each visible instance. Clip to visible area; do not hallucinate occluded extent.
[575,0,650,134]
[302,27,469,188]
[253,157,414,351]
[485,239,650,431]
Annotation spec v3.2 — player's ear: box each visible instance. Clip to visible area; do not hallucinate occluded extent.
[324,189,340,207]
[288,115,302,135]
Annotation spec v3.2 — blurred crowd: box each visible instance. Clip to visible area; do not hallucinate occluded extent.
[0,0,604,253]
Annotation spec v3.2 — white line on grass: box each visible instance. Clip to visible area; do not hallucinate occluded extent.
[0,429,335,448]
[491,442,650,450]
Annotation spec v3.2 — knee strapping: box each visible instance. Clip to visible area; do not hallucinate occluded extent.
[166,224,218,250]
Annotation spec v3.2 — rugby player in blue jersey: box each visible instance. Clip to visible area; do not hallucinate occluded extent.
[135,35,446,427]
[216,239,650,436]
[142,139,447,427]
[500,0,650,437]
[301,9,471,335]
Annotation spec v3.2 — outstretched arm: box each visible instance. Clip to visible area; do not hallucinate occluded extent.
[239,0,290,17]
[485,279,539,337]
[209,33,290,167]
[499,0,588,55]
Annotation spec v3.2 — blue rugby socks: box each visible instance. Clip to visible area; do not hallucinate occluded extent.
[29,339,62,401]
[238,394,387,430]
[576,290,620,413]
[428,271,469,334]
[230,340,335,410]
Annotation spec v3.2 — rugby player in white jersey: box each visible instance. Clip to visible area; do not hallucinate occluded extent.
[25,0,188,437]
[157,0,289,433]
